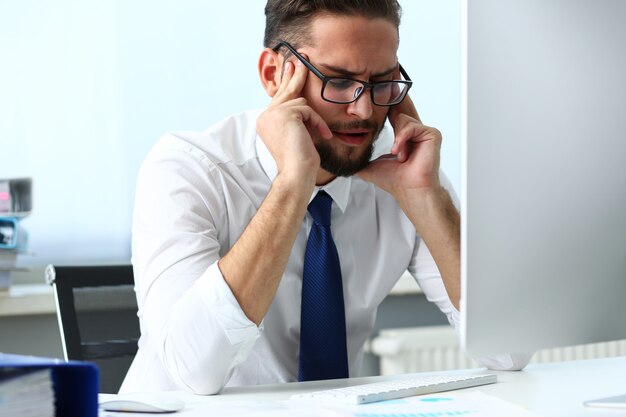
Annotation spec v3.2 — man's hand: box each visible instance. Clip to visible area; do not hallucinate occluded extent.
[356,94,443,203]
[219,58,333,325]
[256,59,332,184]
[357,94,461,309]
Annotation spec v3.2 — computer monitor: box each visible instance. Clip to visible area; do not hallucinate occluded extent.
[461,0,626,363]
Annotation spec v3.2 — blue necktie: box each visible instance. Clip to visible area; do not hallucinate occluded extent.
[298,190,349,382]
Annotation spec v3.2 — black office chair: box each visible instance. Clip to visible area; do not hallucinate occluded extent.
[45,264,140,393]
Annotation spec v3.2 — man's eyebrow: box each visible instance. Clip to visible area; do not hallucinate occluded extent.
[318,63,397,78]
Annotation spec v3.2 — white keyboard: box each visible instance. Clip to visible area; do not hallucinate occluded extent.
[290,373,497,405]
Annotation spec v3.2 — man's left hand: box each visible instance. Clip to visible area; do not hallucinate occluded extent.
[358,94,460,309]
[356,95,443,203]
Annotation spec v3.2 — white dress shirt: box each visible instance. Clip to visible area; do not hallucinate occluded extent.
[120,110,531,395]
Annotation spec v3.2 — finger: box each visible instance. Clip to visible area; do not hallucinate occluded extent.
[273,60,295,98]
[390,114,415,156]
[393,123,441,162]
[283,59,308,98]
[273,59,308,104]
[297,105,332,140]
[389,94,422,123]
[388,94,422,159]
[395,124,439,151]
[389,95,422,135]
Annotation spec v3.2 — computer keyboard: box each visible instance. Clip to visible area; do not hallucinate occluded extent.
[290,373,497,405]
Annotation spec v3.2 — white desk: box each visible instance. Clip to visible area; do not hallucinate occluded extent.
[153,357,625,417]
[0,284,55,317]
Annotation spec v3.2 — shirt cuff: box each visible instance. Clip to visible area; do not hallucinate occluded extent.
[194,262,261,346]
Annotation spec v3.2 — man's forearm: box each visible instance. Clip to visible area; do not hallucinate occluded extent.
[218,173,315,325]
[397,185,461,309]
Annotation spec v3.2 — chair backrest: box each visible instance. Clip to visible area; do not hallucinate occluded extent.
[45,264,140,393]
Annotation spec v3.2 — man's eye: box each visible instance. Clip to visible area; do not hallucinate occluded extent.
[327,78,355,90]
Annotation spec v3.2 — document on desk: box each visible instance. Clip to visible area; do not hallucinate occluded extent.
[174,391,539,417]
[325,392,539,417]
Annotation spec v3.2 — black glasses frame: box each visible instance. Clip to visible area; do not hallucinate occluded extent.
[272,41,413,106]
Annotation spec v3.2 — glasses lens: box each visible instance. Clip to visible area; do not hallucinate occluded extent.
[323,78,411,105]
[373,82,409,105]
[323,78,363,103]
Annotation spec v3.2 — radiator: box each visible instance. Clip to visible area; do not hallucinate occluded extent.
[370,326,626,375]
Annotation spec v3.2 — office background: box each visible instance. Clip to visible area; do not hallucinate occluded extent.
[1,1,461,373]
[1,0,461,267]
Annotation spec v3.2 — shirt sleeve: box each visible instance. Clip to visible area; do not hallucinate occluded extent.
[407,171,461,329]
[408,171,533,371]
[131,135,260,394]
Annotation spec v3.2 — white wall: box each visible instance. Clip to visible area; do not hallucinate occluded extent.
[0,1,460,266]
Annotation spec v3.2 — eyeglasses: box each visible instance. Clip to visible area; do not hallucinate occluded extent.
[272,41,413,106]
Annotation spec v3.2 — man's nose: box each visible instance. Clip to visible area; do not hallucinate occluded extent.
[346,89,373,120]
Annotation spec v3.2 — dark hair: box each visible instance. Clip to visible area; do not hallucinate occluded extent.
[264,0,402,50]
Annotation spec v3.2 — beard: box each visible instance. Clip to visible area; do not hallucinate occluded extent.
[315,119,382,177]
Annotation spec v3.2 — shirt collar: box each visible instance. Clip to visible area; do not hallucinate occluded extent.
[312,179,351,213]
[255,134,351,213]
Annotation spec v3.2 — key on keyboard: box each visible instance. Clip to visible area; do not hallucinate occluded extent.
[290,373,497,405]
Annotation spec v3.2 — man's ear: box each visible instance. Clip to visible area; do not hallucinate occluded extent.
[258,48,282,98]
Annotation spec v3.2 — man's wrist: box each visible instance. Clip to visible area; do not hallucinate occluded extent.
[273,169,317,201]
[397,184,458,232]
[395,182,445,211]
[398,184,461,309]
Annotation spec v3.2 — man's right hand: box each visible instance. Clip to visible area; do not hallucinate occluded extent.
[219,58,331,326]
[256,59,332,184]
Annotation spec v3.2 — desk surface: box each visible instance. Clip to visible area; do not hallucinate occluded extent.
[0,284,55,316]
[160,357,625,417]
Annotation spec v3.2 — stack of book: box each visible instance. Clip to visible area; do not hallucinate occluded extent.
[0,353,99,417]
[0,252,17,291]
[0,367,55,417]
[0,178,32,291]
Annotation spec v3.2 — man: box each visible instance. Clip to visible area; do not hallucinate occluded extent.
[121,0,531,395]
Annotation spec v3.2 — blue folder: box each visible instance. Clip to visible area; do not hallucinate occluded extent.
[0,353,98,417]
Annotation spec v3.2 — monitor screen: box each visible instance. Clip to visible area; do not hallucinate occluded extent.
[461,0,626,357]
